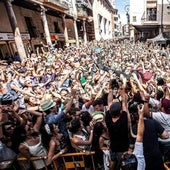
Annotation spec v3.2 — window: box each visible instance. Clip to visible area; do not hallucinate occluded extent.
[54,22,61,33]
[147,8,157,21]
[133,16,137,22]
[104,18,106,34]
[24,17,37,38]
[114,17,118,21]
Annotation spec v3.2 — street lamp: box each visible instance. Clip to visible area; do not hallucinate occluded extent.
[124,5,130,24]
[160,0,163,33]
[124,5,130,36]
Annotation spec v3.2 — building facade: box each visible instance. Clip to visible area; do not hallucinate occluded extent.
[130,0,170,41]
[0,0,73,59]
[0,0,114,60]
[111,0,122,38]
[92,0,114,40]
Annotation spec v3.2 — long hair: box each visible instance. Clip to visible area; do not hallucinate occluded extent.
[69,119,81,134]
[91,122,104,151]
[91,122,104,168]
[80,111,92,127]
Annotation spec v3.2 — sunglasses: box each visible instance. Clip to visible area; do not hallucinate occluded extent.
[5,125,14,131]
[26,81,32,84]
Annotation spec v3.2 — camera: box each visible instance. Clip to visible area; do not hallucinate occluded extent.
[110,79,119,89]
[1,99,12,105]
[128,101,139,114]
[0,94,13,105]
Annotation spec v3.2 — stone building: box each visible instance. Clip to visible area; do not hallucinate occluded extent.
[0,0,114,59]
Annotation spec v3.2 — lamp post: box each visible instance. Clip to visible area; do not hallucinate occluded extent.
[124,5,130,36]
[124,5,130,25]
[160,0,163,34]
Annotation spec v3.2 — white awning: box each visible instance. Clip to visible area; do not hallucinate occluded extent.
[146,2,157,8]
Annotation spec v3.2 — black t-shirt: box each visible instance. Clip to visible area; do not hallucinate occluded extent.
[143,119,164,157]
[143,119,164,170]
[105,111,129,152]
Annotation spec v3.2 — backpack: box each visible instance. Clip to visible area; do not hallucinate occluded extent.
[0,141,17,169]
[120,153,138,170]
[6,83,18,101]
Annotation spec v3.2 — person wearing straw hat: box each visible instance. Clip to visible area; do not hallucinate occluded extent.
[39,89,77,152]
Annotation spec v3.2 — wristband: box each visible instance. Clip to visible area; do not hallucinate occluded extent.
[73,99,78,104]
[59,150,64,154]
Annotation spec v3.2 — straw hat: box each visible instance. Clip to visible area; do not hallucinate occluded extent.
[39,100,56,111]
[74,62,80,68]
[92,111,104,122]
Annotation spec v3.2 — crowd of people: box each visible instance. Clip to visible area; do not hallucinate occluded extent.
[0,39,170,170]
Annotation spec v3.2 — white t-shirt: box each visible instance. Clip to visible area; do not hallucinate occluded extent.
[152,111,170,133]
[81,104,94,114]
[149,98,160,111]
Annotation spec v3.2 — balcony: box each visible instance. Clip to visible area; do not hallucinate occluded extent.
[44,0,69,9]
[76,0,92,10]
[77,8,88,15]
[141,10,158,25]
[146,8,158,23]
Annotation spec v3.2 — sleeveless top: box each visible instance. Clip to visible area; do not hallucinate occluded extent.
[22,136,50,169]
[73,129,90,151]
[101,136,110,148]
[73,134,87,150]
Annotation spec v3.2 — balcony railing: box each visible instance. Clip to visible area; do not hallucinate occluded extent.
[76,0,92,9]
[141,8,159,22]
[141,10,158,24]
[76,3,88,17]
[146,8,157,21]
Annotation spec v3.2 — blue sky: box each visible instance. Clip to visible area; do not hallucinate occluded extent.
[115,0,129,13]
[115,0,129,24]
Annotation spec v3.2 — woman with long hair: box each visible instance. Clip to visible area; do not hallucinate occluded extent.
[44,124,67,162]
[92,122,111,170]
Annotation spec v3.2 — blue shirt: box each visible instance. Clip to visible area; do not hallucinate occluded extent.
[44,111,71,149]
[44,111,65,125]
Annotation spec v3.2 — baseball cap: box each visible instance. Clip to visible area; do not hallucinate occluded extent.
[161,98,170,114]
[109,102,122,118]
